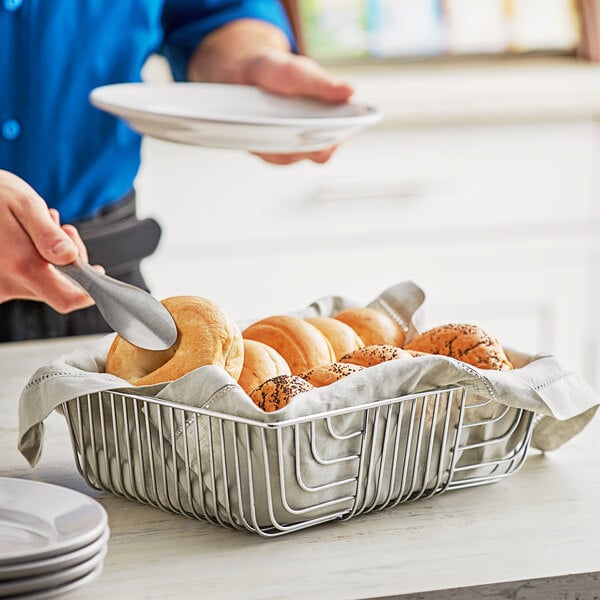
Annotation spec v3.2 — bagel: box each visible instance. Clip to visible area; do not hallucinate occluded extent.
[105,296,244,385]
[339,344,412,368]
[299,362,364,387]
[237,339,291,396]
[405,323,513,370]
[305,316,365,360]
[242,315,335,375]
[334,307,406,347]
[250,374,314,412]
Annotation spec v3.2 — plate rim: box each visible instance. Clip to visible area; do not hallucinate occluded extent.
[0,478,108,566]
[89,82,383,128]
[0,528,109,581]
[0,544,107,597]
[18,562,104,600]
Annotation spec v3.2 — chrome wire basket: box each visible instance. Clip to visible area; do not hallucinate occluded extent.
[62,386,534,537]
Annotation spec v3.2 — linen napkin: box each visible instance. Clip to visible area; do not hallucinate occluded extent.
[17,281,599,529]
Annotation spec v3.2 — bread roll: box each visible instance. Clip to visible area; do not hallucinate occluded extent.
[299,362,364,387]
[238,339,290,396]
[242,315,335,375]
[405,323,513,370]
[105,296,243,385]
[339,344,412,368]
[250,374,314,412]
[305,316,364,360]
[405,349,429,358]
[334,307,406,347]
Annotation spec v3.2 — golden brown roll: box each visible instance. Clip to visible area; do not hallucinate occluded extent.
[242,315,335,375]
[299,362,365,387]
[105,296,244,386]
[405,323,513,370]
[237,339,291,396]
[405,349,429,358]
[334,307,406,348]
[339,344,412,368]
[305,316,365,360]
[250,374,314,412]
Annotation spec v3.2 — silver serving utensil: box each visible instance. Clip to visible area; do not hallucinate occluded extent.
[56,257,177,350]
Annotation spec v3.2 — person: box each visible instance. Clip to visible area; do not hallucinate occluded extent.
[0,1,353,342]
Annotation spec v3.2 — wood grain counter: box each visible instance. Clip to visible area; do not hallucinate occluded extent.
[1,336,599,599]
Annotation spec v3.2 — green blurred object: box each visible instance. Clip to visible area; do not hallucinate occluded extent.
[298,0,369,61]
[297,0,581,62]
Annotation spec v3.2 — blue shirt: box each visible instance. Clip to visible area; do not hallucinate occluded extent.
[0,0,293,223]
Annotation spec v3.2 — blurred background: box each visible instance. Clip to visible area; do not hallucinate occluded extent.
[296,0,582,61]
[136,0,600,390]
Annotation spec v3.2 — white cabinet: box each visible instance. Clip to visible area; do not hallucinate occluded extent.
[135,60,600,390]
[136,120,596,244]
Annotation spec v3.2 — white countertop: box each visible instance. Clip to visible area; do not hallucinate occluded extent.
[1,336,600,599]
[330,56,600,125]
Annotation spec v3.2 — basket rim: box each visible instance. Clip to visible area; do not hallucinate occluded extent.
[64,385,468,429]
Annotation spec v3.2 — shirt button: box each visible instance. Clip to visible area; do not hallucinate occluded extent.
[4,0,23,11]
[2,119,21,140]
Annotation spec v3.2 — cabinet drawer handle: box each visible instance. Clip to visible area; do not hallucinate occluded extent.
[309,178,443,204]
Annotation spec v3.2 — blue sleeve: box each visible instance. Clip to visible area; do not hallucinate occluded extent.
[160,0,296,81]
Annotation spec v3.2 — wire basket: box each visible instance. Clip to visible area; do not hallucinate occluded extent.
[62,386,534,537]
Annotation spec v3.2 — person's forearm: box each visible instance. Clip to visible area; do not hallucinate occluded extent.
[187,19,291,84]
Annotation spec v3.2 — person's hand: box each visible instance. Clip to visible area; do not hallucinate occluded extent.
[187,19,354,165]
[0,170,97,312]
[236,47,354,164]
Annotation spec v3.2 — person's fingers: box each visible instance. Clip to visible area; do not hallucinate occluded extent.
[62,224,89,263]
[49,210,94,265]
[19,252,99,314]
[11,211,93,311]
[253,145,339,165]
[11,193,78,266]
[61,224,105,274]
[11,290,93,313]
[248,50,354,103]
[305,146,339,164]
[252,152,300,165]
[0,171,94,311]
[48,208,60,226]
[16,255,95,313]
[49,210,97,269]
[46,207,89,263]
[40,268,95,313]
[245,51,348,164]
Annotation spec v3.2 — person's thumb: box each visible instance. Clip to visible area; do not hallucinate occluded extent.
[15,203,79,265]
[1,172,80,265]
[44,234,79,265]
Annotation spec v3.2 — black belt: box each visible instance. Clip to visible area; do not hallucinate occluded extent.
[73,191,162,277]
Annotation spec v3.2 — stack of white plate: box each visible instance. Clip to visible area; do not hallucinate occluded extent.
[0,478,109,599]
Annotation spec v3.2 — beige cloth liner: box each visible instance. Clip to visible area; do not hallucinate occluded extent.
[18,282,600,529]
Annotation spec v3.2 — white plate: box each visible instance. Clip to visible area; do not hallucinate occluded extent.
[0,529,109,581]
[18,563,103,600]
[0,545,106,597]
[0,478,108,566]
[90,82,382,153]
